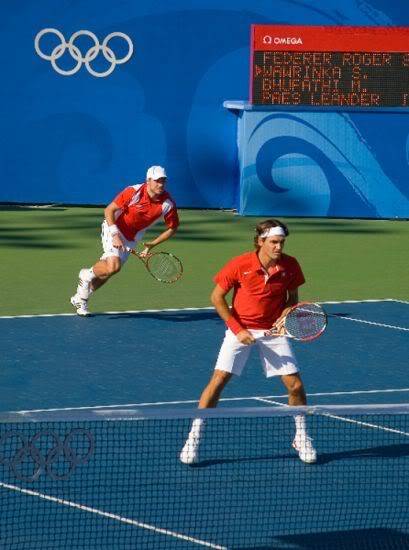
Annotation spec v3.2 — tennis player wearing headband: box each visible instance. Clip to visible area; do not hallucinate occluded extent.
[70,166,179,316]
[180,219,317,464]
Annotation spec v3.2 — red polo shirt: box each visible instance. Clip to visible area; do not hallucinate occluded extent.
[214,251,305,330]
[113,183,179,241]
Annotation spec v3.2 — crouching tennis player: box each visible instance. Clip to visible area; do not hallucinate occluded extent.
[180,219,317,464]
[70,166,179,316]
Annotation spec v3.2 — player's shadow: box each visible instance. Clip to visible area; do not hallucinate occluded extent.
[107,311,220,323]
[318,442,409,464]
[191,452,296,467]
[236,528,409,549]
[192,442,409,468]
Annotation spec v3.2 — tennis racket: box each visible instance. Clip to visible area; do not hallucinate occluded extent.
[268,302,327,342]
[127,248,183,283]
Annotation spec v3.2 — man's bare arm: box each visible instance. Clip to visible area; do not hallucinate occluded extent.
[104,201,125,250]
[211,284,255,345]
[140,227,177,256]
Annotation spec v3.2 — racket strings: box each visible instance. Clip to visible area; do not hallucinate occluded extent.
[147,253,182,282]
[285,304,327,340]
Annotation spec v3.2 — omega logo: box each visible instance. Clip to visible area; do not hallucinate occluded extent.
[262,36,303,45]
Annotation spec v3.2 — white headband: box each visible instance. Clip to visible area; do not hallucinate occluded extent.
[260,226,286,238]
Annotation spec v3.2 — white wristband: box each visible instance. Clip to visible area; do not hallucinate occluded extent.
[108,224,119,236]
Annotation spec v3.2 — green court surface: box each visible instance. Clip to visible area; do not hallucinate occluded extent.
[1,206,408,316]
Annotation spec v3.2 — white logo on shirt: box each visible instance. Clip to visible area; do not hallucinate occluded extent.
[243,271,252,275]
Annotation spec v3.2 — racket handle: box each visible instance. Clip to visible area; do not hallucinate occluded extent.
[127,247,152,261]
[264,328,287,337]
[125,247,141,258]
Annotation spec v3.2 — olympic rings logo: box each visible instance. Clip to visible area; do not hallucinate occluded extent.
[0,428,94,482]
[34,28,133,77]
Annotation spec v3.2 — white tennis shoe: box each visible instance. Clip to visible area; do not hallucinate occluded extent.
[179,438,200,465]
[180,418,204,465]
[292,435,317,464]
[70,295,89,317]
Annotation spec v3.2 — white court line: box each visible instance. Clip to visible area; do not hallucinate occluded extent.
[333,315,409,332]
[319,412,409,437]
[254,398,409,438]
[321,299,397,304]
[254,398,287,407]
[0,482,227,550]
[14,387,409,414]
[12,388,409,413]
[0,298,405,320]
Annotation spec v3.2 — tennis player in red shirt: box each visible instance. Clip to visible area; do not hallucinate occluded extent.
[180,219,317,464]
[70,166,179,316]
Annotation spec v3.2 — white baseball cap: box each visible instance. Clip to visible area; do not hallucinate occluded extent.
[146,165,167,180]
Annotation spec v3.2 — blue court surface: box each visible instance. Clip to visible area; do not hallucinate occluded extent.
[1,299,409,549]
[1,299,408,413]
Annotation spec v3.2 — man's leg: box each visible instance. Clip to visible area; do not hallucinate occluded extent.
[89,257,122,291]
[71,218,135,316]
[281,373,317,463]
[281,373,306,406]
[257,335,316,463]
[180,371,232,465]
[71,257,121,316]
[198,370,233,408]
[180,329,252,465]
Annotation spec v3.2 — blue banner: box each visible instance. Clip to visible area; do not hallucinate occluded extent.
[1,1,409,214]
[233,107,409,218]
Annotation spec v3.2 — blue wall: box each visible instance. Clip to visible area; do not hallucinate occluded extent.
[234,107,409,218]
[1,1,409,213]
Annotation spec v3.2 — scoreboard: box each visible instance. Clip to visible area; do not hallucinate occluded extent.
[250,25,409,107]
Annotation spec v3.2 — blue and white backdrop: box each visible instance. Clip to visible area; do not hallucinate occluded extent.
[1,1,409,217]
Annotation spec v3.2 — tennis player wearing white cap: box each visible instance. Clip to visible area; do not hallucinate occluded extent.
[180,219,317,464]
[70,166,179,316]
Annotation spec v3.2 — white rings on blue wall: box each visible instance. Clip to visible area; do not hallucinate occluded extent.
[34,28,134,77]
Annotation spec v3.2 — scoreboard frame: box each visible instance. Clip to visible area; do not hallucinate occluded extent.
[250,25,409,108]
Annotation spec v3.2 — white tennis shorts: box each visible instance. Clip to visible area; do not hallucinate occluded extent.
[214,329,299,377]
[100,221,140,264]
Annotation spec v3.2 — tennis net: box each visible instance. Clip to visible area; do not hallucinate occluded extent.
[0,404,409,549]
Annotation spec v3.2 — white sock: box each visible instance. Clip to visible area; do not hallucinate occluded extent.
[294,414,307,439]
[188,418,205,441]
[83,268,96,283]
[76,268,96,299]
[77,286,90,300]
